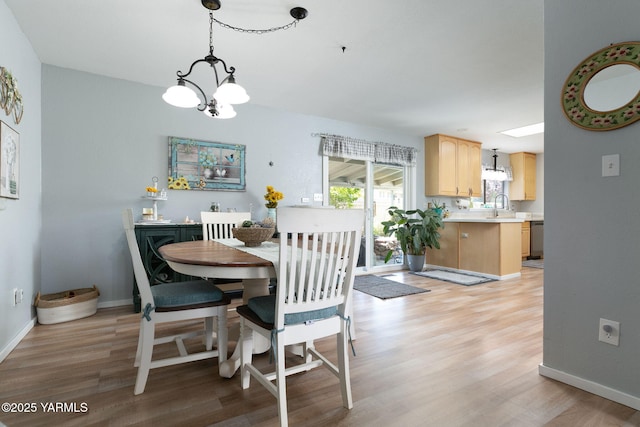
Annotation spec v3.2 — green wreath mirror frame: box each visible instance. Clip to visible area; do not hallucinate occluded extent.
[562,41,640,131]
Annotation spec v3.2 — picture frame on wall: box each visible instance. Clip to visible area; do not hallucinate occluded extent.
[168,137,246,191]
[0,120,19,199]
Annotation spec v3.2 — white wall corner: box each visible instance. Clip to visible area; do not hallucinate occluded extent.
[0,317,36,364]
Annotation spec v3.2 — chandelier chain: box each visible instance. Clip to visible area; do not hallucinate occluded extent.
[211,17,299,35]
[209,12,214,51]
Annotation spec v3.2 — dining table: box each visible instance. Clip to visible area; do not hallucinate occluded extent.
[158,238,278,378]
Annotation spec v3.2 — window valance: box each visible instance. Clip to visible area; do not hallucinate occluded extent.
[317,133,417,166]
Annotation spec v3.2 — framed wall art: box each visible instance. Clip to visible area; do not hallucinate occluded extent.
[168,137,246,191]
[0,120,19,199]
[561,41,640,131]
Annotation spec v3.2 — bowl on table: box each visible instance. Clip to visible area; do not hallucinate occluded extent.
[232,227,275,247]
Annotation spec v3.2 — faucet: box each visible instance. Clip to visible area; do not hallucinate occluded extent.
[493,193,510,217]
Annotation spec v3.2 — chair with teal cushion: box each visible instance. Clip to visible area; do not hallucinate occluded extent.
[122,208,230,395]
[237,207,363,427]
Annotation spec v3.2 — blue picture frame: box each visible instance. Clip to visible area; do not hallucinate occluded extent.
[168,137,246,191]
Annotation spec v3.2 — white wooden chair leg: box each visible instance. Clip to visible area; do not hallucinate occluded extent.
[275,336,288,427]
[134,321,155,395]
[337,331,353,409]
[240,321,254,389]
[134,318,144,367]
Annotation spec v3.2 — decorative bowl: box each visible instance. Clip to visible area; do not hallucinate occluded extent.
[232,227,275,247]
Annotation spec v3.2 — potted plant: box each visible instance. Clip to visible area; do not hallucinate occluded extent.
[382,206,444,272]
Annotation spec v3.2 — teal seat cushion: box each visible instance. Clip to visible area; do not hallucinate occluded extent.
[151,280,224,308]
[247,294,337,325]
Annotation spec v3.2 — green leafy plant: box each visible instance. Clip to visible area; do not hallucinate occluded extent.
[381,206,444,262]
[329,187,362,209]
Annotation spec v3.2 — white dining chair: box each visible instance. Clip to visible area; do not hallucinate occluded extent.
[201,211,251,240]
[200,211,253,299]
[122,208,230,395]
[237,207,363,427]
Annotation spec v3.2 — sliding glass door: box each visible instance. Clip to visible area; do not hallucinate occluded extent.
[326,157,406,271]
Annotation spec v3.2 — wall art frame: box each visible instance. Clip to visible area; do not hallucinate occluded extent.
[168,136,246,191]
[562,41,640,131]
[0,120,19,199]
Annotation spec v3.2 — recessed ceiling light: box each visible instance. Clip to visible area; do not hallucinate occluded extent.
[499,122,544,138]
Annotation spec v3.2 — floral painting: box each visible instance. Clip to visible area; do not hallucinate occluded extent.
[168,137,246,191]
[0,120,19,199]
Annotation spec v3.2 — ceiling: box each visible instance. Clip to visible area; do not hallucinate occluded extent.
[5,0,545,153]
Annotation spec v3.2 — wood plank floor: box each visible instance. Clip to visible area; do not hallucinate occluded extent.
[1,267,639,426]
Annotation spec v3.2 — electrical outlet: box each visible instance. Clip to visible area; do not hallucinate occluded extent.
[16,289,23,304]
[598,318,620,346]
[313,193,323,202]
[300,197,310,203]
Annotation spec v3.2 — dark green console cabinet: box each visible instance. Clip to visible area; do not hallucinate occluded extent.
[133,223,203,312]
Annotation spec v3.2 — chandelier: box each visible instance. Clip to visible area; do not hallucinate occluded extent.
[162,0,308,119]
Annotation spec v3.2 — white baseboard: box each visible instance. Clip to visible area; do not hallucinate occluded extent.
[539,363,640,410]
[97,299,133,309]
[0,317,36,363]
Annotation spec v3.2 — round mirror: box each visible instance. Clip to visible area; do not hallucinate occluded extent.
[583,64,640,111]
[562,41,640,131]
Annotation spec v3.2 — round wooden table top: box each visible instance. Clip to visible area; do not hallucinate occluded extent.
[158,240,274,268]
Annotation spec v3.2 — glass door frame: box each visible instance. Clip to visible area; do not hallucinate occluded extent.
[322,156,416,273]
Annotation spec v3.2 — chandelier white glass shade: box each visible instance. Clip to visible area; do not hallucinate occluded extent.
[162,10,249,119]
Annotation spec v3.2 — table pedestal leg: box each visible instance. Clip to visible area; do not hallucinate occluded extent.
[219,278,271,378]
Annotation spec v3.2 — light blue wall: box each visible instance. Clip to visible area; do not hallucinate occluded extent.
[40,65,423,305]
[543,0,640,404]
[0,0,42,358]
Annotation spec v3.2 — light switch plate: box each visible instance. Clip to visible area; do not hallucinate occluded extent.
[602,154,620,177]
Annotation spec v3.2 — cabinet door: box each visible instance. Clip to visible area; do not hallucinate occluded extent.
[521,222,531,258]
[456,140,470,197]
[524,153,536,200]
[468,142,482,197]
[510,152,536,200]
[425,134,458,196]
[459,223,500,275]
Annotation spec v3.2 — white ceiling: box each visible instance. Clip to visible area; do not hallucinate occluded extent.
[5,0,545,153]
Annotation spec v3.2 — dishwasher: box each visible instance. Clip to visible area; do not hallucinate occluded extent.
[529,220,544,259]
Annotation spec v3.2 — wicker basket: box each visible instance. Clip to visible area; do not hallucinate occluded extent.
[34,285,100,325]
[232,227,275,247]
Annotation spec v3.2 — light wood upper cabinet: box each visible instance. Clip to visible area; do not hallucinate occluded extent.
[425,134,482,197]
[510,152,536,200]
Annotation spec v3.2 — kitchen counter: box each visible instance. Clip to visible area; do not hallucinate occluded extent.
[427,218,522,279]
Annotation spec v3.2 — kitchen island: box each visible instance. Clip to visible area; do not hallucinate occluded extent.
[425,216,524,280]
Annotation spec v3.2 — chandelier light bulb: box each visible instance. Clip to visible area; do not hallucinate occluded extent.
[214,81,250,105]
[162,84,200,108]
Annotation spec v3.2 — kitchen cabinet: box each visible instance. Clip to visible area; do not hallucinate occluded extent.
[425,219,522,278]
[521,221,531,259]
[132,223,203,312]
[510,152,536,200]
[424,134,482,197]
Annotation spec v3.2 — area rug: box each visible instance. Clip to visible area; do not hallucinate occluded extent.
[354,275,430,300]
[522,259,544,269]
[412,270,495,286]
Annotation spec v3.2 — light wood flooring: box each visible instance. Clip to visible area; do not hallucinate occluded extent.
[1,267,639,426]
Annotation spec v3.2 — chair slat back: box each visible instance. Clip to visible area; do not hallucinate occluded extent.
[201,211,251,240]
[275,208,363,327]
[122,208,154,306]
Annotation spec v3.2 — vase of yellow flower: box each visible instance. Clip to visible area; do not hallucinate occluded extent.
[264,185,283,233]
